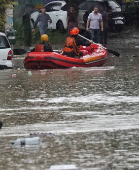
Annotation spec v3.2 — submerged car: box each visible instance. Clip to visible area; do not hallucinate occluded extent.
[122,1,139,26]
[31,0,124,32]
[31,1,67,32]
[78,0,125,32]
[0,32,12,69]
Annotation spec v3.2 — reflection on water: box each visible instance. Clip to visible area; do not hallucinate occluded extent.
[0,57,139,169]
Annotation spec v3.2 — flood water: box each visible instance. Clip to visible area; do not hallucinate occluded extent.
[0,55,139,170]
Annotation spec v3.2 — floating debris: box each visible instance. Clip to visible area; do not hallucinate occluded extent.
[11,74,16,77]
[130,59,133,62]
[28,71,32,76]
[131,55,138,57]
[40,70,46,75]
[49,164,77,170]
[12,137,40,147]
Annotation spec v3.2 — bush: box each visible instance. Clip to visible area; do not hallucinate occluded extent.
[14,22,68,46]
[0,1,17,32]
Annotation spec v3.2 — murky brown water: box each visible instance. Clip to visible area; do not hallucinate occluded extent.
[0,55,139,170]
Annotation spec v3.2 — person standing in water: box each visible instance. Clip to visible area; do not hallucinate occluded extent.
[86,7,103,43]
[22,11,32,50]
[32,8,52,35]
[100,9,108,46]
[0,121,2,129]
[67,6,79,35]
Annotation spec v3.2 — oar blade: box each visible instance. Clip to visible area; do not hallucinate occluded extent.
[78,34,120,57]
[106,49,120,57]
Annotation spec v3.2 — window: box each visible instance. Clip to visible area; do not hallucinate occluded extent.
[45,4,53,12]
[137,3,139,8]
[0,36,10,49]
[79,2,104,12]
[79,2,92,11]
[108,0,121,12]
[61,4,68,11]
[51,2,62,11]
[126,3,136,12]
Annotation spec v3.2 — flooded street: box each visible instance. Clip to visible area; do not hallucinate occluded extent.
[1,52,139,169]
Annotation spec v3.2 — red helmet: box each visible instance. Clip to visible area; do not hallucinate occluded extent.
[70,27,79,35]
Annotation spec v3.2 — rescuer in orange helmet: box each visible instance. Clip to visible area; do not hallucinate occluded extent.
[63,27,93,58]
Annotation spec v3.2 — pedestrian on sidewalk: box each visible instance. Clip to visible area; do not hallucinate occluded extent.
[32,8,52,35]
[86,7,103,43]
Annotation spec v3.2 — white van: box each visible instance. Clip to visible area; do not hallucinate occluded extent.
[0,32,12,69]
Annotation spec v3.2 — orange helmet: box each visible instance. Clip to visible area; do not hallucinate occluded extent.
[70,27,79,36]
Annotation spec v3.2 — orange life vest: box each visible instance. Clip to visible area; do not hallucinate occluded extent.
[35,44,44,52]
[63,37,80,56]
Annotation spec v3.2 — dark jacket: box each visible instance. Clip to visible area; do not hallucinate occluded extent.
[101,11,108,30]
[34,13,52,29]
[75,35,91,47]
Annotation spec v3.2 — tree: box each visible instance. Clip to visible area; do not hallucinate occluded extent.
[0,0,16,31]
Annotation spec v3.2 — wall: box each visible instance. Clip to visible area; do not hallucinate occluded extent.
[5,6,13,30]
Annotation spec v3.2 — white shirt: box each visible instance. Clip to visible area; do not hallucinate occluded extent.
[88,11,102,29]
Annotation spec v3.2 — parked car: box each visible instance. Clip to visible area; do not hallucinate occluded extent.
[78,0,125,32]
[122,1,139,26]
[31,0,125,32]
[0,32,12,69]
[31,1,67,32]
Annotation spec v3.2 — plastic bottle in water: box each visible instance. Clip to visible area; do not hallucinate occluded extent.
[12,137,40,146]
[28,71,32,76]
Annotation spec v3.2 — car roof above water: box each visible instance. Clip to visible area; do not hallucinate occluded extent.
[44,0,66,6]
[86,0,109,1]
[0,32,6,36]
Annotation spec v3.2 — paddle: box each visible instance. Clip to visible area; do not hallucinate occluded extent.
[78,34,120,57]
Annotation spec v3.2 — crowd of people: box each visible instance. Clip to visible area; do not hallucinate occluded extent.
[22,5,108,58]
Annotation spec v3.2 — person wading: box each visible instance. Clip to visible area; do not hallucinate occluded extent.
[31,34,53,52]
[67,6,79,35]
[62,27,93,58]
[22,12,32,50]
[86,7,103,43]
[100,9,108,46]
[0,121,2,129]
[32,8,52,35]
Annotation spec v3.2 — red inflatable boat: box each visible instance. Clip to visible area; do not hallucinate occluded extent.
[24,44,107,69]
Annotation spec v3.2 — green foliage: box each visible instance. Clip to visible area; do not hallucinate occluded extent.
[47,29,68,44]
[32,29,68,46]
[14,22,68,46]
[0,0,17,32]
[13,22,23,45]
